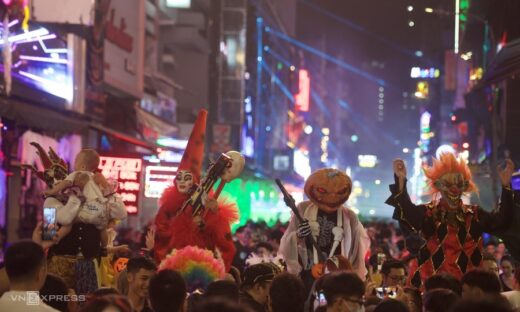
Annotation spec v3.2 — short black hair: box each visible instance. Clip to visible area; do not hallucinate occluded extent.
[380,259,407,276]
[192,297,251,312]
[126,257,157,274]
[482,252,496,262]
[206,280,239,302]
[450,295,512,312]
[500,254,515,265]
[424,273,462,296]
[321,272,364,306]
[4,240,45,283]
[269,273,305,312]
[423,288,459,312]
[461,269,501,294]
[80,294,132,312]
[40,274,68,312]
[149,270,186,312]
[373,299,409,312]
[255,242,274,253]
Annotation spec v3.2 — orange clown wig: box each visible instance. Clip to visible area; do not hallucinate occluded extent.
[423,152,478,194]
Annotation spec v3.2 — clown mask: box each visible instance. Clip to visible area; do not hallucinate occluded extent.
[175,170,194,194]
[434,172,469,208]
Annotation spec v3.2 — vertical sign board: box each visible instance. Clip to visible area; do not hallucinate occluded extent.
[144,165,178,198]
[99,156,142,215]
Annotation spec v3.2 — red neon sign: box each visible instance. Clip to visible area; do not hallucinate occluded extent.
[99,156,142,215]
[294,69,310,112]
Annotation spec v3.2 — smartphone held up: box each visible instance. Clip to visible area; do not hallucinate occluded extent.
[42,207,57,241]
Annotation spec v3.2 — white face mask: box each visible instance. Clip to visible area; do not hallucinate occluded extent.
[175,170,194,194]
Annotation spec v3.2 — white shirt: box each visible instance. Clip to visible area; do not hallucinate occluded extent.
[503,290,520,310]
[0,291,59,312]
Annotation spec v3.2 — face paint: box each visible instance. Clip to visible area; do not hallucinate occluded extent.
[175,170,194,194]
[437,172,468,207]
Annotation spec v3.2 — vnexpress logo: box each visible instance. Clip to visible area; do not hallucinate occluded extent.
[26,291,40,305]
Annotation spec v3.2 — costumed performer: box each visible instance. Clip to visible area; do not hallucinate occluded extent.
[279,168,370,286]
[154,109,241,271]
[386,153,516,288]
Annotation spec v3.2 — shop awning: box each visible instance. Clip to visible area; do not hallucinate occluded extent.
[89,122,160,152]
[0,97,88,133]
[483,38,520,85]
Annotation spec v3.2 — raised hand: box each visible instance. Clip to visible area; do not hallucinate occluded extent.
[393,159,407,191]
[498,159,515,187]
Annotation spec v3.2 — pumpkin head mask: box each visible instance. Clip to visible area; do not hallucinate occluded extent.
[304,168,352,213]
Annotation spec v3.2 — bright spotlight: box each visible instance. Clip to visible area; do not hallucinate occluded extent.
[407,5,413,11]
[304,125,313,134]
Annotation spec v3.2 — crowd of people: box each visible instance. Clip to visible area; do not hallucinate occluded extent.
[0,218,519,312]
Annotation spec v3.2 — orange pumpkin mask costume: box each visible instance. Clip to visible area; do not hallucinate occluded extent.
[279,168,370,280]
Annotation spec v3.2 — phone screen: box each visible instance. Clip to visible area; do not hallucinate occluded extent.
[318,292,327,306]
[42,207,57,241]
[375,287,397,299]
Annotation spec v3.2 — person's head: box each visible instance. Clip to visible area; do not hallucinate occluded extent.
[481,252,499,276]
[268,272,305,312]
[39,273,69,312]
[381,260,407,287]
[255,242,273,257]
[175,170,194,194]
[74,149,100,171]
[500,255,515,277]
[192,297,251,312]
[79,294,133,312]
[497,242,506,254]
[422,288,459,312]
[514,265,520,290]
[4,240,47,290]
[485,242,496,255]
[149,269,186,312]
[206,280,239,302]
[242,262,281,305]
[89,287,120,299]
[321,271,365,312]
[449,294,512,312]
[126,257,157,299]
[424,273,462,296]
[373,299,409,312]
[402,287,421,312]
[461,269,501,299]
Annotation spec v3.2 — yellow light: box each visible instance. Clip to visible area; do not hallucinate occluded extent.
[322,128,330,135]
[425,7,434,13]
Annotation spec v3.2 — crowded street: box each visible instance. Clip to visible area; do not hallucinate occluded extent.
[0,0,519,311]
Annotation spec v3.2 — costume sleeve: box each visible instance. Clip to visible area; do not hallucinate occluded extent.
[385,175,426,234]
[154,204,173,262]
[278,203,304,274]
[347,210,370,279]
[479,187,515,233]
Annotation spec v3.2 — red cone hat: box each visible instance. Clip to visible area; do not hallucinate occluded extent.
[177,109,207,183]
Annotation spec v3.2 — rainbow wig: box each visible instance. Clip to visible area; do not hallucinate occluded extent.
[423,152,478,195]
[159,245,226,292]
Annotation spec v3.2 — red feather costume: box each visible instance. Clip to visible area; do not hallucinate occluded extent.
[154,109,238,271]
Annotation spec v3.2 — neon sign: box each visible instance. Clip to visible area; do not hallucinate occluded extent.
[0,21,73,103]
[410,67,440,79]
[294,69,310,112]
[144,165,178,198]
[99,156,142,215]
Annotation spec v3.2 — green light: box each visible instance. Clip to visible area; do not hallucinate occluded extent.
[351,134,359,143]
[277,62,283,70]
[215,176,292,232]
